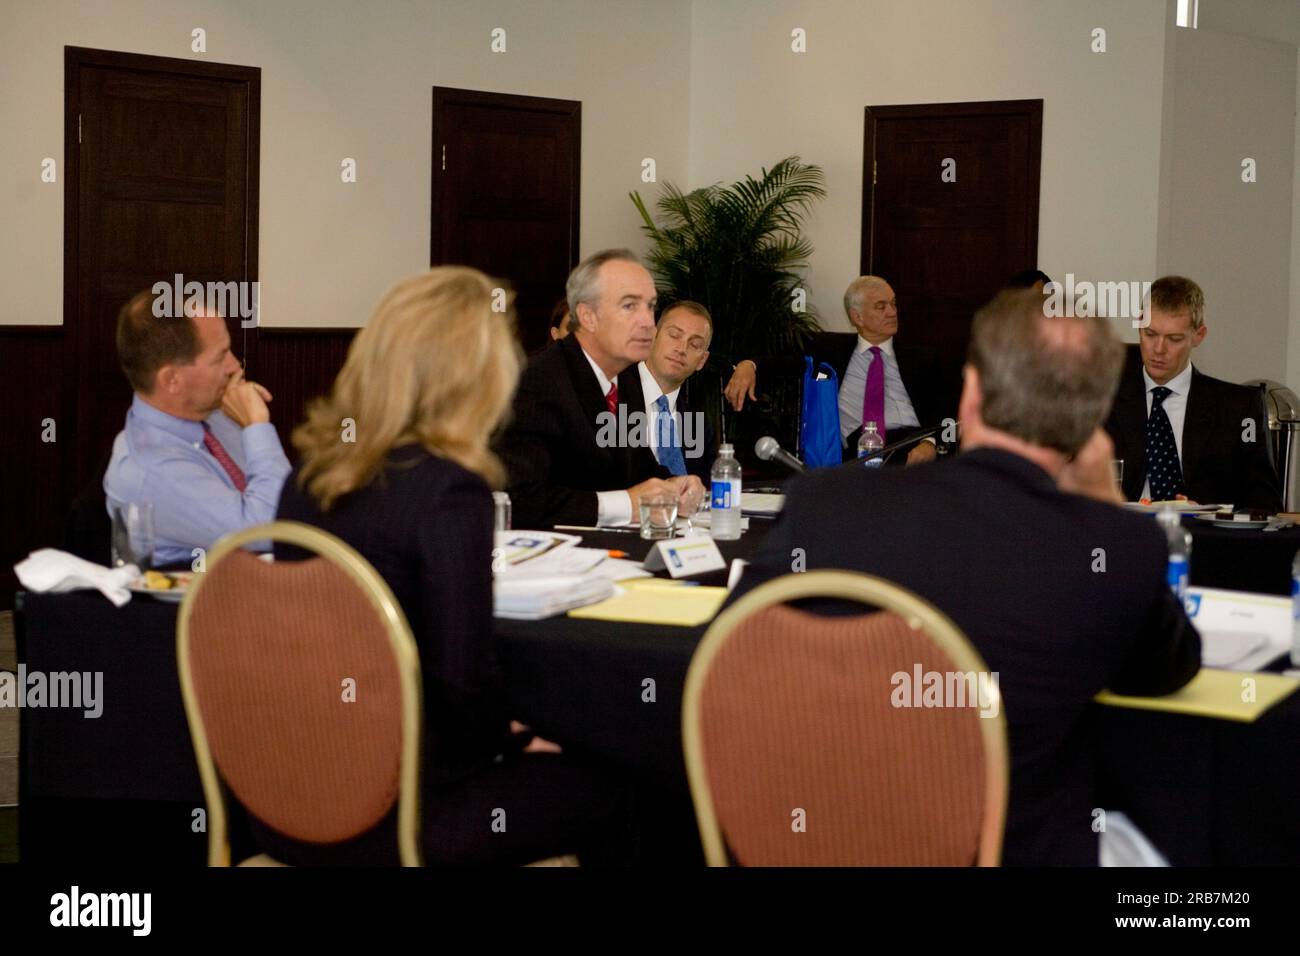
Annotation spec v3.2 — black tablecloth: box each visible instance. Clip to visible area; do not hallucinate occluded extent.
[13,512,1300,865]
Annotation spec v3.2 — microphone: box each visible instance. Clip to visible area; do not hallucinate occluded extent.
[859,421,955,464]
[755,436,806,474]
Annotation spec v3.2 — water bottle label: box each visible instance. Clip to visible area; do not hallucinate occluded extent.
[860,455,884,469]
[711,480,732,510]
[1293,575,1300,619]
[1167,558,1189,598]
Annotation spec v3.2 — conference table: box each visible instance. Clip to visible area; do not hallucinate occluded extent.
[14,512,1300,866]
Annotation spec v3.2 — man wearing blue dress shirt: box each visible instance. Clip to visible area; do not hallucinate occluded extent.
[104,289,291,566]
[637,301,715,479]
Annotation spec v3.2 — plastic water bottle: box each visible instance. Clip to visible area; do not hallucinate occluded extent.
[1156,507,1192,603]
[858,421,885,468]
[1291,551,1300,666]
[710,443,742,541]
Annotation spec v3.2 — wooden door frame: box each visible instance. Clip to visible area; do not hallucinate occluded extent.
[64,46,262,331]
[860,98,1043,274]
[429,85,581,268]
[62,46,260,503]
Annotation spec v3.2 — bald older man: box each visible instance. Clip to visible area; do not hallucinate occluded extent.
[724,276,957,464]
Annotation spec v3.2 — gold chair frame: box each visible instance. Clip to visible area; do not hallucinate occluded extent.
[177,521,424,866]
[682,570,1010,866]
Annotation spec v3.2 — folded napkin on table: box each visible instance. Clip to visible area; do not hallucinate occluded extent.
[14,548,138,607]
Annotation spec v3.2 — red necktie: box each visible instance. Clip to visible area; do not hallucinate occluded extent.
[605,383,618,415]
[202,422,248,492]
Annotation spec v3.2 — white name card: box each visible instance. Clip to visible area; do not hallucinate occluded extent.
[643,536,727,578]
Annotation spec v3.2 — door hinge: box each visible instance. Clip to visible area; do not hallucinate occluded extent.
[441,144,446,171]
[78,114,82,145]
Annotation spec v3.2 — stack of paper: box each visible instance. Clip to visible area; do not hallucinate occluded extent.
[1184,587,1291,671]
[494,575,616,620]
[492,531,647,618]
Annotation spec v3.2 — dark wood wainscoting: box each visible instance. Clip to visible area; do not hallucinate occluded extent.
[248,327,356,453]
[1,325,356,610]
[0,328,69,606]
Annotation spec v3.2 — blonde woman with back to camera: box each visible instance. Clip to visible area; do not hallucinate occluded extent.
[263,266,632,866]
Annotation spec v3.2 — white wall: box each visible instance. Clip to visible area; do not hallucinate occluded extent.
[0,0,691,327]
[1156,22,1297,385]
[1290,47,1300,393]
[687,0,1169,334]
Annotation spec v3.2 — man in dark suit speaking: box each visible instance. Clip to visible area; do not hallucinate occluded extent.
[497,249,704,529]
[730,288,1201,865]
[1103,275,1281,511]
[723,275,957,463]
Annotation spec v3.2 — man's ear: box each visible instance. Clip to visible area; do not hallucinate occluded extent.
[695,349,710,374]
[153,364,181,395]
[575,302,598,333]
[1193,323,1207,348]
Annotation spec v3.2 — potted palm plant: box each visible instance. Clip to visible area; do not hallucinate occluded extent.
[630,155,825,465]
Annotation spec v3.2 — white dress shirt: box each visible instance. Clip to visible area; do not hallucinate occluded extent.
[638,361,682,465]
[580,347,634,526]
[837,336,921,441]
[1139,361,1193,500]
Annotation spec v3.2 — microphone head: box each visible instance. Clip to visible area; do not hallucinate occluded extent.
[755,436,780,461]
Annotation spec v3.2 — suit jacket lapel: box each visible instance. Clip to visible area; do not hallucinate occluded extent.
[1180,368,1210,483]
[562,336,612,429]
[1103,350,1144,500]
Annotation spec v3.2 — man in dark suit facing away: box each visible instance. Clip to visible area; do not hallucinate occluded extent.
[1103,275,1281,511]
[637,300,717,482]
[723,275,959,463]
[496,249,705,529]
[730,288,1201,866]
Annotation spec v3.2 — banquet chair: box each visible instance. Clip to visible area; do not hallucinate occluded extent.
[682,570,1008,866]
[177,521,423,866]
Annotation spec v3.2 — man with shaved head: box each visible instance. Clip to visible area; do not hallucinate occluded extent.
[724,275,956,464]
[730,288,1200,865]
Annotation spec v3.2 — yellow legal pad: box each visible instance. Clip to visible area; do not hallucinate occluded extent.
[568,581,729,627]
[1095,669,1300,723]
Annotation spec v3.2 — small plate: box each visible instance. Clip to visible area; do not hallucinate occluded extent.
[1194,514,1270,530]
[129,571,193,602]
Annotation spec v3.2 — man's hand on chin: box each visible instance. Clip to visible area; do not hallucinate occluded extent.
[221,371,273,427]
[905,441,937,466]
[1058,428,1124,504]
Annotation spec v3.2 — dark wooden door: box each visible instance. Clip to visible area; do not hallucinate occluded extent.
[431,87,580,353]
[65,46,259,499]
[862,99,1041,372]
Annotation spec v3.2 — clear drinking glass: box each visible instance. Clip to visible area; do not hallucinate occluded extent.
[111,502,155,571]
[639,494,679,540]
[1111,459,1124,485]
[678,482,705,533]
[492,491,512,532]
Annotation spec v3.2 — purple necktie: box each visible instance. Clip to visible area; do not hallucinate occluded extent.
[862,346,886,444]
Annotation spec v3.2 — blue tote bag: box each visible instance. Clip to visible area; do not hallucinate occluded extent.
[800,356,842,469]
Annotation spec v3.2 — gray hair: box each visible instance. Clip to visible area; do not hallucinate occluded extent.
[843,275,888,319]
[968,289,1124,455]
[566,248,641,331]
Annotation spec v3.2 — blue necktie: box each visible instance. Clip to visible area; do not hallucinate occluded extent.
[1144,386,1185,500]
[655,394,687,476]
